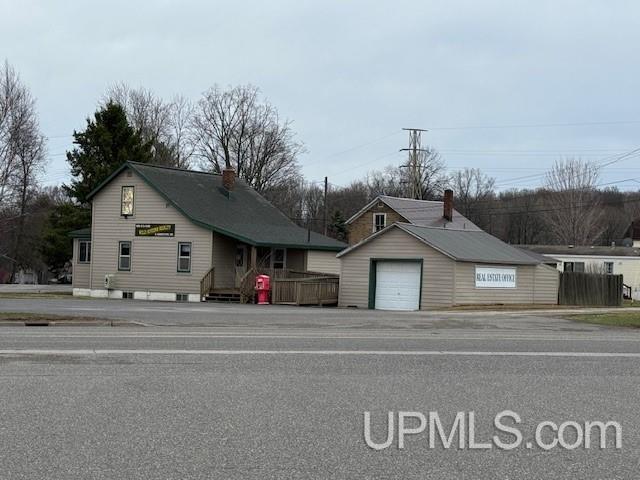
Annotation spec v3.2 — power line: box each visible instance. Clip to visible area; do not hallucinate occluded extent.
[493,147,640,188]
[328,150,402,177]
[426,120,640,131]
[305,130,403,167]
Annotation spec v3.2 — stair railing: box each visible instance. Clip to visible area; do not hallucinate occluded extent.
[200,267,215,300]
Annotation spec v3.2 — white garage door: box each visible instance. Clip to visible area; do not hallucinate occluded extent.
[375,261,421,311]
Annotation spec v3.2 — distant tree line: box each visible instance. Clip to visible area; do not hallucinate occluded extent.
[1,59,639,282]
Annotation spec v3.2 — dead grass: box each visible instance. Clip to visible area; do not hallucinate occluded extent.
[445,304,574,311]
[565,312,640,328]
[0,292,88,299]
[0,312,112,325]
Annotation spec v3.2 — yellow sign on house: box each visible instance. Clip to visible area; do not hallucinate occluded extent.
[135,224,175,237]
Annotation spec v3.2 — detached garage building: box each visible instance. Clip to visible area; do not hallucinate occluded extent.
[337,223,559,310]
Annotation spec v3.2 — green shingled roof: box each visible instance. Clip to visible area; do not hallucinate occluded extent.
[68,227,91,239]
[87,162,346,251]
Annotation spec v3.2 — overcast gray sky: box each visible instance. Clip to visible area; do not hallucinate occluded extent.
[3,0,640,191]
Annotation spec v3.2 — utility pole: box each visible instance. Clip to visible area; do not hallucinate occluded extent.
[400,128,428,199]
[323,176,328,236]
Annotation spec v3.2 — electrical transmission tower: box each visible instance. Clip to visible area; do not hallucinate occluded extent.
[400,128,428,199]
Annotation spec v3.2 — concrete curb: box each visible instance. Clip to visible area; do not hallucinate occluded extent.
[0,319,143,327]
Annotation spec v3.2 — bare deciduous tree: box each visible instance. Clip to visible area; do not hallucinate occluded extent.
[191,84,303,193]
[402,147,448,200]
[545,158,604,245]
[104,84,195,168]
[449,167,496,225]
[0,60,47,279]
[366,147,447,200]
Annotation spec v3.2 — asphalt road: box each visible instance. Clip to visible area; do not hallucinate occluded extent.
[0,297,631,331]
[0,319,639,479]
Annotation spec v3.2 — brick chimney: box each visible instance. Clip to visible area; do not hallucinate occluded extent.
[443,189,453,222]
[222,168,236,191]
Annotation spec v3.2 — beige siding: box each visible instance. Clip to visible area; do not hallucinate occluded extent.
[71,238,90,288]
[533,264,560,304]
[454,263,557,305]
[90,169,212,294]
[338,228,455,309]
[307,250,341,275]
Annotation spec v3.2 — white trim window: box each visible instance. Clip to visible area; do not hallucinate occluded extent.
[118,241,132,271]
[177,242,192,273]
[271,248,286,269]
[78,240,91,263]
[373,213,387,232]
[564,261,585,273]
[121,186,135,216]
[604,261,614,274]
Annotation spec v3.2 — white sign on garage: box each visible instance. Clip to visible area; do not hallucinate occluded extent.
[374,261,421,311]
[475,266,517,288]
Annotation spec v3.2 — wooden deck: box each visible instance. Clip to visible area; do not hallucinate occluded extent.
[202,267,339,306]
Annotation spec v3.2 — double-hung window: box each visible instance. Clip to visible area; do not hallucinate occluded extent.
[118,241,132,271]
[177,242,192,273]
[78,241,91,263]
[604,261,614,274]
[373,213,386,232]
[121,186,135,216]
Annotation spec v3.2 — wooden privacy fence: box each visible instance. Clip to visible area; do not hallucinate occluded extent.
[271,276,340,306]
[558,272,623,306]
[238,268,340,305]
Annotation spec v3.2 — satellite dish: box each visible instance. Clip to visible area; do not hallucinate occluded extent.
[622,237,633,247]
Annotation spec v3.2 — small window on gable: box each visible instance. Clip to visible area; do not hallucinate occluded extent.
[121,186,134,216]
[177,242,192,273]
[373,213,386,232]
[78,240,91,263]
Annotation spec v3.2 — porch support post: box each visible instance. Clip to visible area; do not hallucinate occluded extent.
[250,246,257,269]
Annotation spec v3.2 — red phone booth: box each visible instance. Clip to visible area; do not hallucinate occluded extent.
[255,274,271,305]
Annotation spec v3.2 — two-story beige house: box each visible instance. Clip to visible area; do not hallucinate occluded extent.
[70,162,345,302]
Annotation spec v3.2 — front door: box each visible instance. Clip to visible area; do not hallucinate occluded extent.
[234,245,248,287]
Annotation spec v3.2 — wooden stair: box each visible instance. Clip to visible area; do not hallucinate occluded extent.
[205,289,241,303]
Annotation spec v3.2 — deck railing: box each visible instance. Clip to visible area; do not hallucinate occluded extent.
[271,276,339,306]
[239,267,258,304]
[203,266,339,305]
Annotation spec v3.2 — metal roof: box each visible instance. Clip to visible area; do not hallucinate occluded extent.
[346,195,481,231]
[339,223,539,265]
[85,162,346,251]
[523,245,640,257]
[514,247,559,264]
